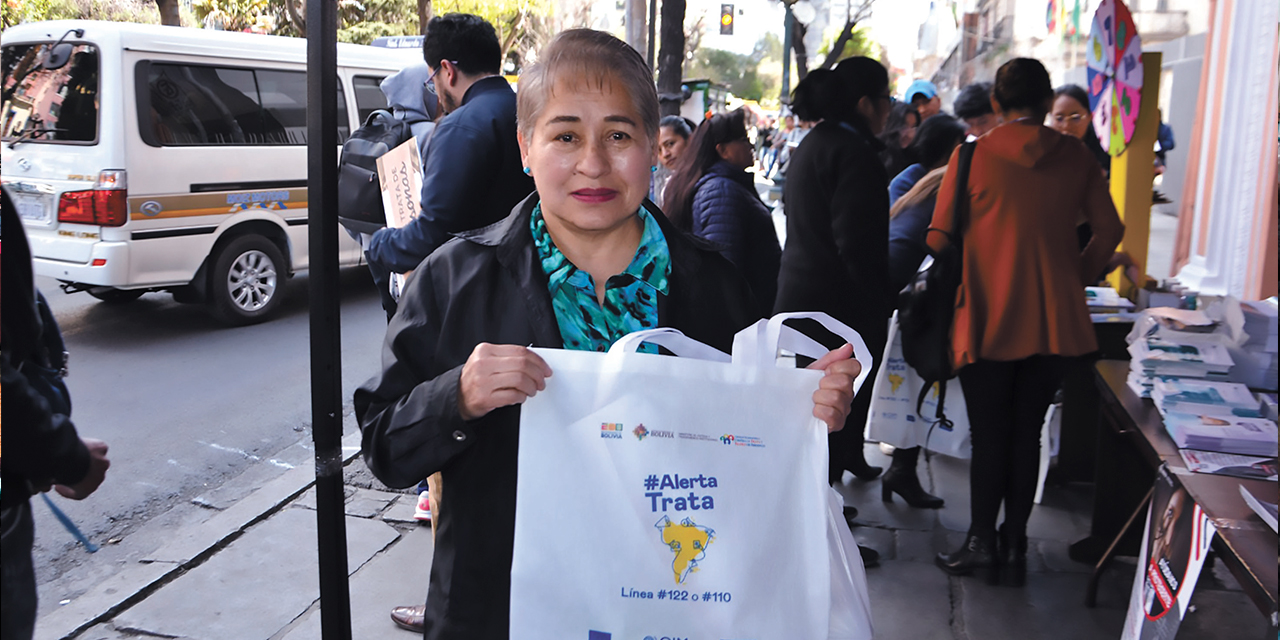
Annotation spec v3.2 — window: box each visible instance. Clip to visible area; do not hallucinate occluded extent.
[352,75,388,124]
[1,43,99,143]
[143,62,350,146]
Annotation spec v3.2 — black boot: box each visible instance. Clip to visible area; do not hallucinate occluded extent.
[881,447,944,508]
[935,532,998,584]
[998,524,1028,587]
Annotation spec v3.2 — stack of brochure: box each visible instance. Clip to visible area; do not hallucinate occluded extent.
[1232,299,1278,391]
[1085,286,1135,312]
[1179,449,1277,481]
[1151,377,1262,418]
[1162,412,1278,457]
[1125,307,1241,399]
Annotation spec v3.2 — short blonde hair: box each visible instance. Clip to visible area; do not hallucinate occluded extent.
[517,29,659,146]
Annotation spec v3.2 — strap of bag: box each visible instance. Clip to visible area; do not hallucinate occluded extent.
[607,328,731,363]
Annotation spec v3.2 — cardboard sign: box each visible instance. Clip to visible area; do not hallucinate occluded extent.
[375,137,420,297]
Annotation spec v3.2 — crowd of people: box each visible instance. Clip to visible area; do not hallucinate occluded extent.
[346,15,1129,638]
[2,12,1131,640]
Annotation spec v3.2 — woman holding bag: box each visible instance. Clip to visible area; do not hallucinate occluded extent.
[930,58,1123,587]
[355,28,865,640]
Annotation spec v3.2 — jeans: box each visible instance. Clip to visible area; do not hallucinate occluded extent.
[958,356,1068,537]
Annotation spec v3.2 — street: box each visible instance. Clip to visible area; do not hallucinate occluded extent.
[31,265,388,621]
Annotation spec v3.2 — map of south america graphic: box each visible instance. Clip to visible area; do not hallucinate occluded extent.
[656,516,715,583]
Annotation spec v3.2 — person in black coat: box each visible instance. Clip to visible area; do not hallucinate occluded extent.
[2,187,111,640]
[664,108,782,316]
[775,59,894,486]
[355,30,864,640]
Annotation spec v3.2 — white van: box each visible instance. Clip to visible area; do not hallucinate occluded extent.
[1,20,420,324]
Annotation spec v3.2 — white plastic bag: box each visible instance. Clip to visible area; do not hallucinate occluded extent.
[510,313,874,640]
[865,311,972,458]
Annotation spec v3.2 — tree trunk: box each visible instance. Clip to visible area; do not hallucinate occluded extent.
[286,0,306,37]
[418,0,432,35]
[656,0,686,117]
[818,20,855,71]
[155,0,181,27]
[791,19,808,81]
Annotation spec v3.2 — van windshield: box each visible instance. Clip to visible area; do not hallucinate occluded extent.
[2,42,100,144]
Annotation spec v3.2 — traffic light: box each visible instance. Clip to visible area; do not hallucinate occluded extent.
[720,4,734,36]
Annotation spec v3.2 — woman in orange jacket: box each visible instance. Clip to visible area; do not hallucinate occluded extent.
[929,58,1124,587]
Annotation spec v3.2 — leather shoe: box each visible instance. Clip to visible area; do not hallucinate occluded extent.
[881,466,944,509]
[858,545,881,569]
[935,533,998,584]
[390,604,425,633]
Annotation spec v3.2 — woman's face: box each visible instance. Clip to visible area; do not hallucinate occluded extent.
[1049,94,1091,139]
[899,112,920,148]
[859,89,894,136]
[716,130,754,170]
[519,77,655,238]
[657,125,689,169]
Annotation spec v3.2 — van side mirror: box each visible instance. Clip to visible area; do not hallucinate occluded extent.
[42,29,85,71]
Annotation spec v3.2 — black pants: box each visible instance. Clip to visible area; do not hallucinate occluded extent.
[958,356,1068,537]
[2,500,37,640]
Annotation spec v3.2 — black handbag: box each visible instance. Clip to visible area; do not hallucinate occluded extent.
[897,141,975,425]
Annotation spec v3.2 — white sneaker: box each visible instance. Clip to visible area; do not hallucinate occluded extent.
[414,490,431,522]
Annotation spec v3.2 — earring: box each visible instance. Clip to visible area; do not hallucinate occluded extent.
[523,167,532,176]
[651,165,658,173]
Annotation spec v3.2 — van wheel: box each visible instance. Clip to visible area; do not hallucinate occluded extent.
[209,235,285,325]
[87,287,145,303]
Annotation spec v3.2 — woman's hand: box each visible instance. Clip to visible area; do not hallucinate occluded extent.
[457,343,553,421]
[55,438,110,500]
[805,344,863,433]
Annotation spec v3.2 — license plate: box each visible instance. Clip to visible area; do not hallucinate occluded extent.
[14,193,51,224]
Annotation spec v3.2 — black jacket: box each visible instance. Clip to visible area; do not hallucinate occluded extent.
[354,193,758,640]
[774,119,890,354]
[365,76,535,273]
[690,160,782,316]
[1,189,90,510]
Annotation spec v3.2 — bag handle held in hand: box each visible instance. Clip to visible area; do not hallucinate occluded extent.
[607,328,732,363]
[731,312,875,395]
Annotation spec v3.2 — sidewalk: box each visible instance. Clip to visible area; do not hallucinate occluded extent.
[40,433,1267,640]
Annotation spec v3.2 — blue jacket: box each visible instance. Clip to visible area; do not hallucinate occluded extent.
[366,76,534,273]
[888,163,927,205]
[690,160,781,315]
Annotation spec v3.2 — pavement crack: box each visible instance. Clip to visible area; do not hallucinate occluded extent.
[109,624,181,638]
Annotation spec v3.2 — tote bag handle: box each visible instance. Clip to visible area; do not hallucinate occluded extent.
[731,312,875,395]
[606,327,732,363]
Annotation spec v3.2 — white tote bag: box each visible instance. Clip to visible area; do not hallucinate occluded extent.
[511,313,874,640]
[865,311,972,459]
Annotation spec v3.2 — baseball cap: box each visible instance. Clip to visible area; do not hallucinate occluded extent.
[905,79,938,103]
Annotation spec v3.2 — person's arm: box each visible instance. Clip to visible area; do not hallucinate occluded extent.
[1077,161,1125,285]
[2,354,93,492]
[354,264,550,489]
[828,144,889,286]
[691,180,751,268]
[365,121,496,274]
[887,200,935,294]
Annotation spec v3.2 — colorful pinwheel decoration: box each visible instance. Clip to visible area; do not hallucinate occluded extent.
[1086,0,1143,156]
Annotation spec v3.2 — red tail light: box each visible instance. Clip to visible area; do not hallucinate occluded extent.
[57,189,127,226]
[57,170,128,227]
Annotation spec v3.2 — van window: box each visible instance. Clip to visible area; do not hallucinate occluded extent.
[1,43,100,144]
[352,75,388,123]
[144,62,350,146]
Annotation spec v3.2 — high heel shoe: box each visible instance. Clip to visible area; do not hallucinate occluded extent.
[844,458,883,481]
[881,468,944,508]
[998,524,1028,587]
[935,533,998,584]
[880,447,944,508]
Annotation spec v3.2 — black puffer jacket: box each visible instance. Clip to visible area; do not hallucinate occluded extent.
[690,160,782,316]
[354,193,759,640]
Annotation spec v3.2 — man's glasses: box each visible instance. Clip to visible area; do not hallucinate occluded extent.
[424,60,458,95]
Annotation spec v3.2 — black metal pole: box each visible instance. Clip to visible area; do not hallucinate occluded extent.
[647,0,658,69]
[306,0,351,637]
